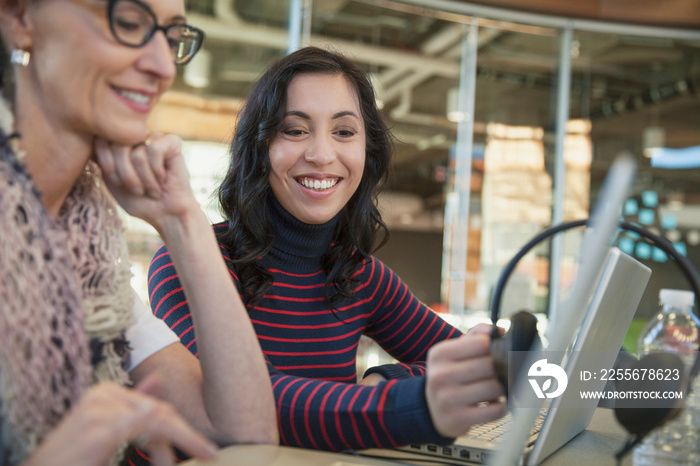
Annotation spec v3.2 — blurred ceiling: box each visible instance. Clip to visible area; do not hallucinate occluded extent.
[178,0,700,230]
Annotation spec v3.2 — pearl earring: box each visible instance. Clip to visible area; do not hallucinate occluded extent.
[10,49,30,67]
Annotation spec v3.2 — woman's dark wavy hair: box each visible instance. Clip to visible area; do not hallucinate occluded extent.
[0,36,14,107]
[217,46,392,314]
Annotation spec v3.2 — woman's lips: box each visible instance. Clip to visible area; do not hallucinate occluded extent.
[296,177,340,191]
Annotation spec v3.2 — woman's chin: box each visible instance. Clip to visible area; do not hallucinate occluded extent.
[98,127,150,147]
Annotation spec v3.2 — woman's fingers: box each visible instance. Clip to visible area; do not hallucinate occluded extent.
[127,395,218,462]
[429,354,499,386]
[129,142,162,199]
[467,322,499,337]
[94,135,170,199]
[143,132,170,185]
[429,333,491,364]
[432,377,504,410]
[93,133,199,227]
[28,382,217,466]
[113,141,160,198]
[117,146,143,195]
[144,442,176,466]
[81,383,217,463]
[425,333,506,437]
[94,137,124,188]
[447,400,507,436]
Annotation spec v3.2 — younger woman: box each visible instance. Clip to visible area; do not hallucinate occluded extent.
[149,47,504,452]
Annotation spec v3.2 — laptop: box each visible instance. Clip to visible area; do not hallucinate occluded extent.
[397,154,645,465]
[397,247,650,465]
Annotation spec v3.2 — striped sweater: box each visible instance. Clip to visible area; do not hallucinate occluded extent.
[147,199,462,452]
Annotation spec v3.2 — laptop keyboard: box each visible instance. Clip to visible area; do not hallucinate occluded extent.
[465,410,546,444]
[397,410,548,464]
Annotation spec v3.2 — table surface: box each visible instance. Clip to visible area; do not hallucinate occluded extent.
[182,407,634,466]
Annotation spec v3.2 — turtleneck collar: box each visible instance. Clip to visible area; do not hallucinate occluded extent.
[269,194,342,259]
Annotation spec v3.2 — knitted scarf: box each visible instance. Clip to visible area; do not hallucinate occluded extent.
[0,129,134,463]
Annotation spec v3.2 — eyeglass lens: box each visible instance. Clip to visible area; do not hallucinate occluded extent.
[110,0,203,65]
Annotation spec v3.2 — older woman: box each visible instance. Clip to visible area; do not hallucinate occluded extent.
[0,0,276,464]
[149,46,505,455]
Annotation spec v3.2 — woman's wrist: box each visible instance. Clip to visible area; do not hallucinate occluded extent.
[153,202,210,245]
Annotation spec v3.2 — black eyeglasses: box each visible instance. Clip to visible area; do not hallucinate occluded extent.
[108,0,205,65]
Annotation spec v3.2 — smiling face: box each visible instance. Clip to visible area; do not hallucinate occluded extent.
[15,0,182,145]
[268,72,366,225]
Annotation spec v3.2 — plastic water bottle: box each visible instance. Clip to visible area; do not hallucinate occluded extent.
[638,289,700,367]
[633,289,700,465]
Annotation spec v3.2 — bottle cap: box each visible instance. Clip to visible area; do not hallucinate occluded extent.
[659,288,695,308]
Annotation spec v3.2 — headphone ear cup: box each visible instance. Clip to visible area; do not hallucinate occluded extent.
[614,352,687,437]
[491,310,541,397]
[509,310,541,352]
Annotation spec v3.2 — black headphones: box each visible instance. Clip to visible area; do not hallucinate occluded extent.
[488,218,700,461]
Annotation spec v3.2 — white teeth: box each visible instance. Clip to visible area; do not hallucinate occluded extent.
[117,89,150,104]
[298,177,339,191]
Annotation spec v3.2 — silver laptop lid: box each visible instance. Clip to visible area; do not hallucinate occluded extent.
[526,248,650,465]
[489,154,637,466]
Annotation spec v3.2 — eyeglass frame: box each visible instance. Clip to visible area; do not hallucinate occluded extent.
[107,0,205,66]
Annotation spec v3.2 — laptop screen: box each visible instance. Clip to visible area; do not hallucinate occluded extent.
[489,154,638,465]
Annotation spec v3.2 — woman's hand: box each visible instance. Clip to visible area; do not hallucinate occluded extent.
[25,375,217,466]
[94,133,200,232]
[424,333,506,438]
[466,322,498,337]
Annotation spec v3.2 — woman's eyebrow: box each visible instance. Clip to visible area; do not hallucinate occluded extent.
[284,110,309,118]
[283,110,360,120]
[332,111,360,120]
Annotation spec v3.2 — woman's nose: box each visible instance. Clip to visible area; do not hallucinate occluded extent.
[304,134,337,166]
[137,31,177,81]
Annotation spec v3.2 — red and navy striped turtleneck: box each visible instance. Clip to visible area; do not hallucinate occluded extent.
[146,197,461,454]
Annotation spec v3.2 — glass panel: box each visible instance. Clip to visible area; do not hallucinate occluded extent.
[471,24,568,322]
[133,1,700,345]
[572,30,700,350]
[133,1,573,329]
[296,1,464,311]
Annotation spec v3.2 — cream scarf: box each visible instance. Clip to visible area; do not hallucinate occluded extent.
[0,117,134,462]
